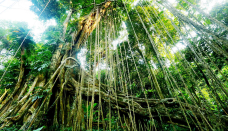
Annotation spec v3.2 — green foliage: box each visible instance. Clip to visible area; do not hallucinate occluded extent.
[0,21,52,92]
[30,0,66,21]
[82,103,98,120]
[211,2,228,26]
[1,124,22,131]
[27,43,52,74]
[0,58,20,89]
[0,21,34,55]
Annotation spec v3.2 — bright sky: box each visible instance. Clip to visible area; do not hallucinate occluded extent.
[0,0,56,42]
[199,0,226,12]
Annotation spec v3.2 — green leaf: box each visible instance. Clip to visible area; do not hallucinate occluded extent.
[205,19,211,25]
[33,126,44,131]
[158,11,164,17]
[93,103,98,107]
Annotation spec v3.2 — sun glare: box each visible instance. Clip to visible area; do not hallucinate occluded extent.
[0,0,57,42]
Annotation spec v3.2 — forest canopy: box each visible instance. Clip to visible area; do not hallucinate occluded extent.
[0,0,228,130]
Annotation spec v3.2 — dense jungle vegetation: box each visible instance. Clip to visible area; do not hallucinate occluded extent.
[0,0,228,130]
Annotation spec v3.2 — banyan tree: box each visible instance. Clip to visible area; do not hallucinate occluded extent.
[0,0,228,130]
